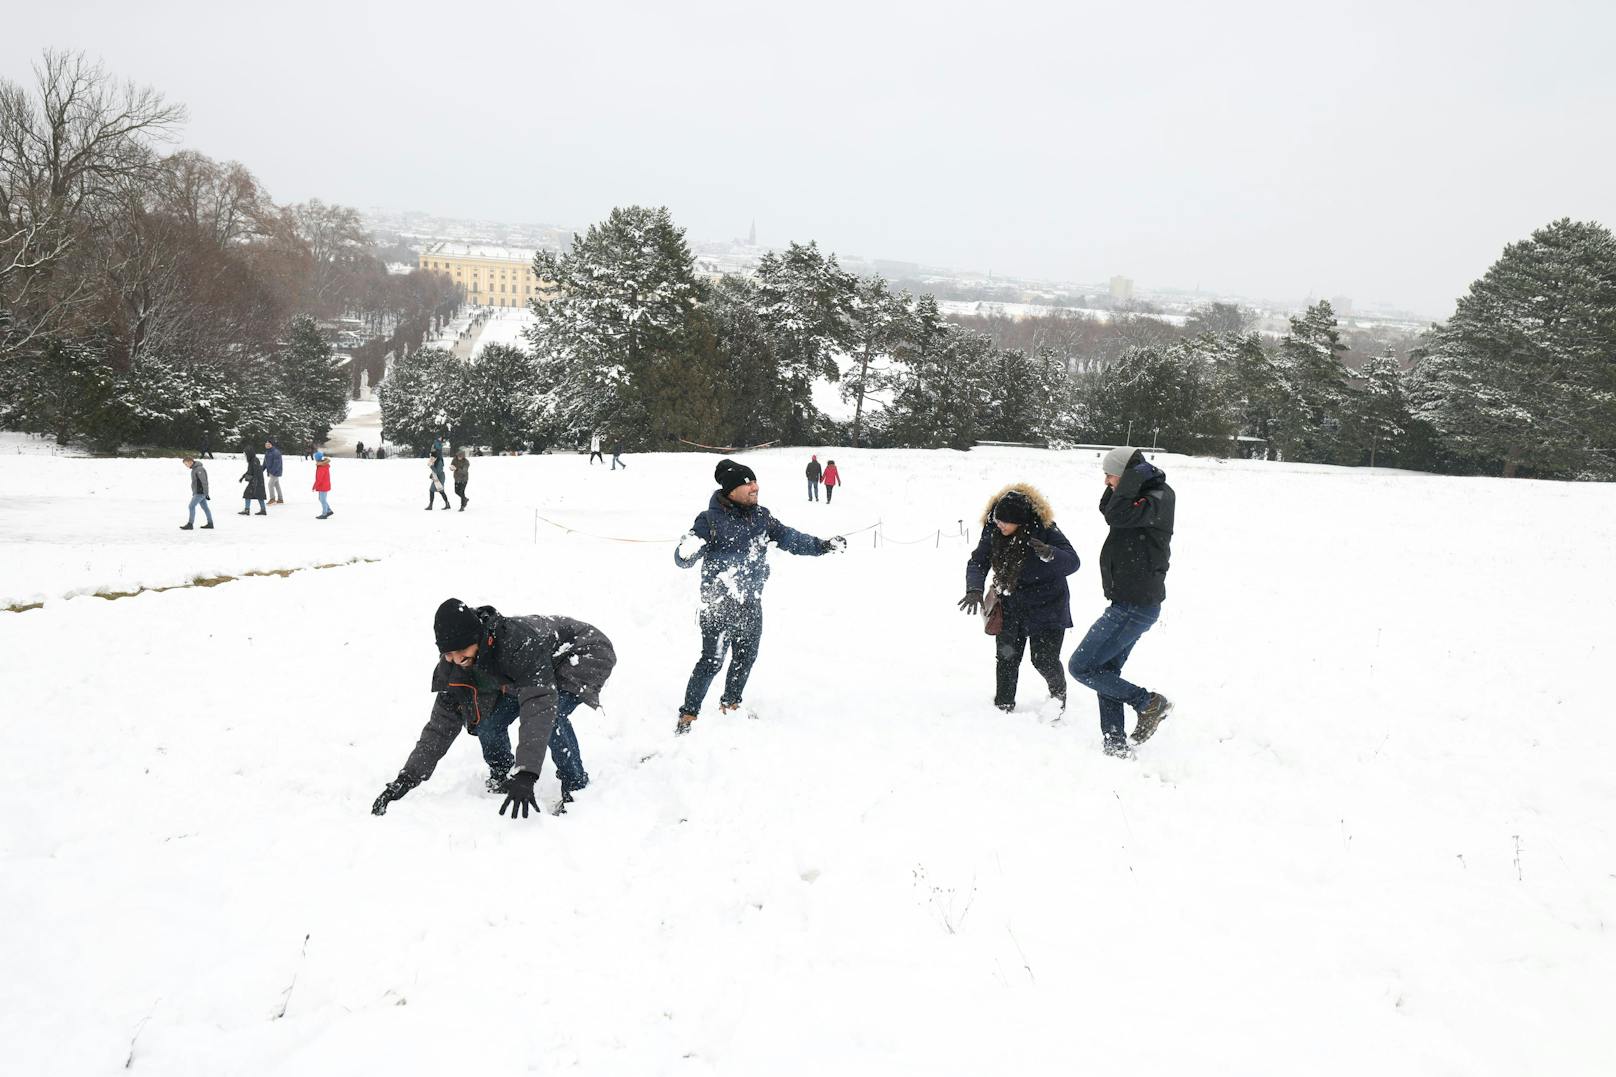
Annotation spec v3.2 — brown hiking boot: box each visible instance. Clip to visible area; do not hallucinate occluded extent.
[1131,693,1174,745]
[719,702,741,715]
[675,713,697,736]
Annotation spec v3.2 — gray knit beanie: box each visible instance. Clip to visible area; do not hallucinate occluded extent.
[1102,446,1137,476]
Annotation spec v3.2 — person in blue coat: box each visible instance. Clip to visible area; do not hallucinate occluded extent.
[959,484,1080,714]
[673,458,845,735]
[262,440,285,504]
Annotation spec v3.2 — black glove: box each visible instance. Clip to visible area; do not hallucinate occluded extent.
[500,771,540,820]
[370,773,420,816]
[820,536,847,554]
[1027,537,1055,562]
[958,589,983,615]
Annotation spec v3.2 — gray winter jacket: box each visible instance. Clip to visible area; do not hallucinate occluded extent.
[401,607,616,782]
[190,462,209,497]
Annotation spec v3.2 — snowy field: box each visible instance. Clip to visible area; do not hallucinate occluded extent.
[2,445,1614,1075]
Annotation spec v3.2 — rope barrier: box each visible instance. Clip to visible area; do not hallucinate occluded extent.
[676,438,781,452]
[531,511,962,549]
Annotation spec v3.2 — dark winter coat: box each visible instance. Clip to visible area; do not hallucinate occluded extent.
[1098,453,1175,606]
[674,490,827,615]
[402,606,617,782]
[806,459,822,483]
[264,446,284,477]
[240,454,267,501]
[452,456,469,484]
[189,462,209,498]
[965,483,1081,632]
[429,452,446,483]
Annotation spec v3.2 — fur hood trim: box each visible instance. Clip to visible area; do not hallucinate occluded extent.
[979,482,1056,527]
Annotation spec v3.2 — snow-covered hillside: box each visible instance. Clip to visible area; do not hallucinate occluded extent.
[1,446,1612,1075]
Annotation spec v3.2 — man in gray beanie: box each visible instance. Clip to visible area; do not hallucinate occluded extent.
[1067,447,1176,757]
[672,458,846,734]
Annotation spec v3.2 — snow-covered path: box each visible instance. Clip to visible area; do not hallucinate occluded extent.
[1,448,1612,1074]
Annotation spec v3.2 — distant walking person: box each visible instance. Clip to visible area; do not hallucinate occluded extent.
[263,440,285,504]
[611,439,626,470]
[821,460,841,504]
[805,454,822,501]
[313,450,334,518]
[179,457,214,530]
[588,432,604,465]
[427,447,450,509]
[959,485,1079,715]
[672,458,845,735]
[239,448,267,515]
[452,449,470,511]
[1067,447,1176,758]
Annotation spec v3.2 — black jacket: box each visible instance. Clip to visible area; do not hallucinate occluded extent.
[401,606,616,781]
[1098,454,1174,605]
[806,459,822,482]
[964,483,1080,632]
[239,454,266,501]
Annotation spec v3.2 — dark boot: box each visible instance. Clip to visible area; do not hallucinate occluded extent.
[1103,734,1135,759]
[486,769,510,794]
[179,523,194,530]
[200,522,214,529]
[675,713,697,736]
[1131,693,1174,745]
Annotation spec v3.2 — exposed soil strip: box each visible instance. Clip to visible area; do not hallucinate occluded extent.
[3,557,379,613]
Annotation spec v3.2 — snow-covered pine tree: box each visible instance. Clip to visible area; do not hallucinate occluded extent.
[886,295,992,449]
[842,275,907,446]
[378,345,458,454]
[277,315,349,444]
[526,206,703,443]
[752,241,855,441]
[1405,218,1616,478]
[1352,348,1409,468]
[460,342,540,453]
[1272,300,1351,463]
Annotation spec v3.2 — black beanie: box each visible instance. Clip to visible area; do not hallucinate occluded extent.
[434,598,483,653]
[714,458,757,495]
[994,493,1033,526]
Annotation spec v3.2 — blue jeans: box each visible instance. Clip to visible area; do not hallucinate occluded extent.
[807,479,818,501]
[1067,602,1160,738]
[187,493,213,525]
[317,491,331,514]
[477,689,590,792]
[681,604,763,715]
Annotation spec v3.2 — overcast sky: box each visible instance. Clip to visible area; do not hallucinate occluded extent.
[6,0,1613,317]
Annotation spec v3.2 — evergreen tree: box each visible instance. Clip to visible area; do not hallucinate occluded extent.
[1087,342,1232,453]
[277,315,349,444]
[458,343,540,453]
[752,241,855,441]
[842,275,906,446]
[526,206,703,442]
[1351,349,1409,467]
[1405,218,1616,478]
[979,346,1069,444]
[1272,300,1351,463]
[886,296,991,449]
[378,345,458,454]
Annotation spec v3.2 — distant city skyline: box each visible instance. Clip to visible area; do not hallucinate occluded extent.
[10,0,1611,321]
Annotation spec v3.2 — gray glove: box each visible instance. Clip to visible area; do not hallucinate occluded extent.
[958,589,983,615]
[1027,537,1055,562]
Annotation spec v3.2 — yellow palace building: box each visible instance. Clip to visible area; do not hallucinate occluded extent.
[417,241,550,308]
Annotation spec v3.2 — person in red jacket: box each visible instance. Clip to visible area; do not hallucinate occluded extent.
[313,450,334,519]
[821,460,841,503]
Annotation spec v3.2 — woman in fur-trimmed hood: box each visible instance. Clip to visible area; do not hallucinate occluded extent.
[960,483,1081,712]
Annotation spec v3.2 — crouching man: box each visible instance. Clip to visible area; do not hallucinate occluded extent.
[371,598,617,820]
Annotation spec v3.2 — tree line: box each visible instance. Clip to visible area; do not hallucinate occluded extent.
[384,205,1616,479]
[0,50,459,453]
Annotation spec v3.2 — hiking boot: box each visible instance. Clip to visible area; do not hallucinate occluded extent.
[675,713,697,736]
[237,509,250,515]
[1103,735,1135,759]
[255,509,267,515]
[200,523,214,529]
[995,701,1015,713]
[1131,693,1174,745]
[719,702,741,715]
[179,523,193,530]
[555,787,576,815]
[486,770,511,794]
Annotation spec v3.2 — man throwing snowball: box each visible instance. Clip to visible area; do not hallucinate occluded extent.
[673,458,845,735]
[371,599,617,820]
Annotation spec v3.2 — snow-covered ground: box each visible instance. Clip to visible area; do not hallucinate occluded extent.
[470,307,535,358]
[2,447,1613,1074]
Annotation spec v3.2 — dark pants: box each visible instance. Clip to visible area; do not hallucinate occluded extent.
[1067,602,1160,738]
[995,616,1067,707]
[589,450,604,464]
[807,479,818,501]
[454,479,467,508]
[681,604,763,715]
[428,479,449,507]
[825,484,835,503]
[477,689,590,792]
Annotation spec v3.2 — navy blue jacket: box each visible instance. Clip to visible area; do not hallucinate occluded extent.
[264,446,284,477]
[966,521,1081,632]
[675,490,827,612]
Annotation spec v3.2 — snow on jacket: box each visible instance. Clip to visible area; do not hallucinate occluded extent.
[964,483,1081,632]
[239,454,267,501]
[313,460,332,492]
[402,606,617,782]
[821,464,840,487]
[806,458,822,482]
[190,462,209,498]
[1098,453,1174,606]
[674,490,828,612]
[264,446,284,477]
[590,434,601,452]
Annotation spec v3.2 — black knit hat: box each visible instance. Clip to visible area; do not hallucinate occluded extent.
[434,598,483,653]
[714,458,757,495]
[993,493,1034,526]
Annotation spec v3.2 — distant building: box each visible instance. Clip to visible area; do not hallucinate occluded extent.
[1109,275,1134,301]
[417,241,549,308]
[1330,295,1354,318]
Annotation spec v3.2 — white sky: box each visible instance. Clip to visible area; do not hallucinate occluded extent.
[5,0,1614,317]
